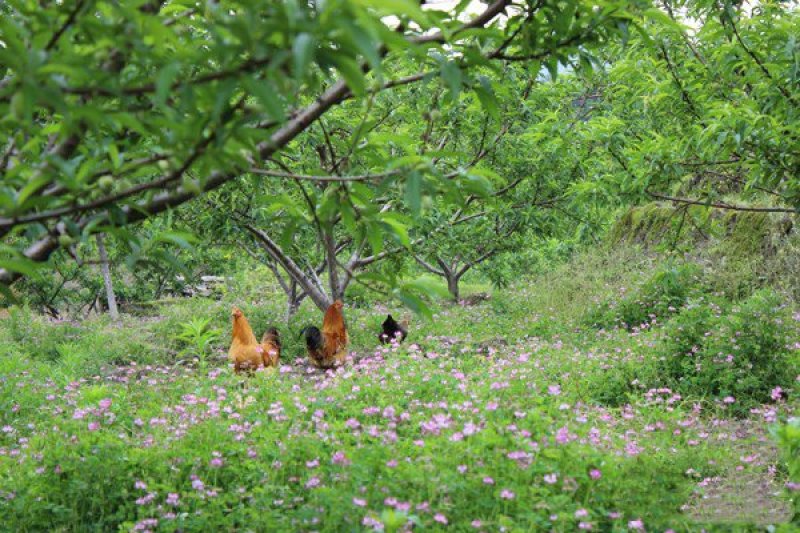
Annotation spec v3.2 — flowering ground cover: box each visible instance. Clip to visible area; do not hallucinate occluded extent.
[0,249,797,531]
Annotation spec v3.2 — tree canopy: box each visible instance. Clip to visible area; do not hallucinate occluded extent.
[1,0,797,313]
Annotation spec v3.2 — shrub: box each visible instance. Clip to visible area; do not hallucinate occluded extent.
[586,263,705,329]
[650,289,798,414]
[771,417,800,524]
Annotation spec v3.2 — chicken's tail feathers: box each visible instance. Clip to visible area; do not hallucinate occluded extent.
[297,325,317,339]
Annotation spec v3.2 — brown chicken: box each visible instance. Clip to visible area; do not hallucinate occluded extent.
[228,307,280,373]
[261,327,281,368]
[300,300,349,369]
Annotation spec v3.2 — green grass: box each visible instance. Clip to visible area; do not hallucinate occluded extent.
[0,247,797,532]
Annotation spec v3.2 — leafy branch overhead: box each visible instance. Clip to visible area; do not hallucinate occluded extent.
[0,0,649,287]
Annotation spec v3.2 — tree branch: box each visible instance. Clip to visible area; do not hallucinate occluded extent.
[646,189,797,214]
[249,168,400,182]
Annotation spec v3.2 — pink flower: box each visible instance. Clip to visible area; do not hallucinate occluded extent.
[589,469,602,480]
[434,513,448,525]
[332,451,350,465]
[548,384,561,396]
[771,386,784,401]
[555,426,571,444]
[135,492,156,506]
[628,518,644,530]
[483,476,494,485]
[362,515,384,531]
[544,473,558,484]
[134,480,147,490]
[723,396,736,404]
[471,520,482,528]
[98,398,112,409]
[353,497,367,507]
[87,422,100,431]
[133,518,158,531]
[165,493,179,506]
[575,508,589,518]
[305,476,321,489]
[500,489,515,499]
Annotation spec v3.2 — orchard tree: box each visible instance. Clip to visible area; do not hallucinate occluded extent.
[565,0,800,216]
[189,60,528,316]
[0,0,655,304]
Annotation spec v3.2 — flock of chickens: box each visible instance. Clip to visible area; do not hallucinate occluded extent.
[228,301,408,372]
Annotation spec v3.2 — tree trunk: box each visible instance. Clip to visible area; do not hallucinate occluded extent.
[447,273,460,301]
[323,228,344,301]
[244,224,333,312]
[96,233,119,320]
[286,280,302,322]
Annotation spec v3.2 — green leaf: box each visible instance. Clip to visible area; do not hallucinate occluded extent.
[461,173,494,197]
[0,257,42,278]
[16,176,52,208]
[293,33,316,80]
[345,20,381,72]
[642,8,688,33]
[352,0,430,25]
[403,274,450,299]
[245,77,286,121]
[108,143,121,171]
[331,55,367,95]
[473,77,499,119]
[155,62,181,108]
[440,61,462,99]
[340,201,357,233]
[394,287,432,318]
[366,222,384,255]
[404,171,422,216]
[153,231,197,249]
[380,213,411,248]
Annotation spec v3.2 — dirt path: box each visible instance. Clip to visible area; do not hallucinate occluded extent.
[684,418,792,527]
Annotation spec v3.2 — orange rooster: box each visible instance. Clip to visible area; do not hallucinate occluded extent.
[300,300,348,369]
[228,307,280,373]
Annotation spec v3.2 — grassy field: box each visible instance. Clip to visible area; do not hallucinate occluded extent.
[0,246,797,532]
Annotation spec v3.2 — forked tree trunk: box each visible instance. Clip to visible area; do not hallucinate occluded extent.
[285,279,304,322]
[96,233,119,321]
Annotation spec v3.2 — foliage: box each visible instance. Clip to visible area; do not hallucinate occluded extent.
[0,0,650,292]
[650,289,798,415]
[2,234,799,530]
[771,418,800,524]
[175,317,222,369]
[583,1,798,217]
[585,262,705,329]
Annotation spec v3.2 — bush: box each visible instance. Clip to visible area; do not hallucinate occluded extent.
[649,289,798,414]
[771,417,800,524]
[586,263,705,329]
